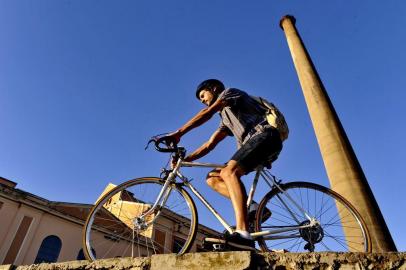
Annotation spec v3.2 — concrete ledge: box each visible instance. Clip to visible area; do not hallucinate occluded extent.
[258,252,406,269]
[3,252,406,270]
[1,257,150,270]
[151,251,251,270]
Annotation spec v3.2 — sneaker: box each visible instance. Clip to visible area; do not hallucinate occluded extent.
[225,232,256,251]
[248,201,272,223]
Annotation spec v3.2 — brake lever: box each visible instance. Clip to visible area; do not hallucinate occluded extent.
[145,139,156,150]
[145,133,171,151]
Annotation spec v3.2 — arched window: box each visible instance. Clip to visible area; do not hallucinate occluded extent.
[34,235,62,264]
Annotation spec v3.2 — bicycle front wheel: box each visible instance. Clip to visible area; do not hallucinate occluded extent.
[82,177,198,260]
[255,181,371,252]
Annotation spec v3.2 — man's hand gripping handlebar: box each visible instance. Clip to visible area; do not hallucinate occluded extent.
[145,134,186,169]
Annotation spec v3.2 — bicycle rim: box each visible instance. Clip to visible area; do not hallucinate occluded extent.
[255,181,371,252]
[82,177,197,260]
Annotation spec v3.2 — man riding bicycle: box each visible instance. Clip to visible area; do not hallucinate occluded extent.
[168,79,283,250]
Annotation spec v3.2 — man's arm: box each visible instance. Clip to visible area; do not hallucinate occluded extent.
[170,98,227,142]
[184,129,229,162]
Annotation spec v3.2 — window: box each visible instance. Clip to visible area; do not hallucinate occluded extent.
[77,248,96,260]
[154,229,166,254]
[172,236,185,253]
[77,249,85,260]
[34,235,62,264]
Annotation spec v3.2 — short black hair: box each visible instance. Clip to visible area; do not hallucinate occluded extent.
[195,79,225,100]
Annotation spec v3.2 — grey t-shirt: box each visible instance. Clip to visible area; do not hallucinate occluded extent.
[218,88,267,147]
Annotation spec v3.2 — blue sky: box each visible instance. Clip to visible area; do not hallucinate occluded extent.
[1,1,405,250]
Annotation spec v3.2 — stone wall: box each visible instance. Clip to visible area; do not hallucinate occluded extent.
[2,252,406,270]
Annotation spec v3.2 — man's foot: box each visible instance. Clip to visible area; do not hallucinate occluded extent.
[248,201,272,224]
[225,232,256,251]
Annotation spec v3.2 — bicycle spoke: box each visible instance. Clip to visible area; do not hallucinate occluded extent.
[266,210,300,225]
[322,203,349,227]
[295,239,305,252]
[315,200,336,221]
[306,188,309,216]
[287,237,302,251]
[270,200,303,222]
[299,188,304,219]
[323,228,364,251]
[83,178,196,260]
[256,181,369,253]
[314,188,316,218]
[137,228,141,257]
[314,193,330,220]
[320,241,332,251]
[323,231,351,250]
[262,216,297,226]
[268,237,300,248]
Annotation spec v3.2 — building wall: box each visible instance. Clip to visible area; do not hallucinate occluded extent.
[0,197,43,265]
[0,190,219,265]
[0,197,20,256]
[0,196,85,265]
[21,211,83,264]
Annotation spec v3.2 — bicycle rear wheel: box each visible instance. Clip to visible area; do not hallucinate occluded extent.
[82,177,198,260]
[255,181,371,252]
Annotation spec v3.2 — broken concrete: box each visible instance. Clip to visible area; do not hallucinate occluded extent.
[3,252,406,270]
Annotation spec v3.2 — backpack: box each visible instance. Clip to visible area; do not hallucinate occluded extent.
[251,96,289,141]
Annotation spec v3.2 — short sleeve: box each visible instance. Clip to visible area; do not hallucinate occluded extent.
[218,88,246,107]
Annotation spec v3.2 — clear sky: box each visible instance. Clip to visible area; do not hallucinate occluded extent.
[1,1,405,250]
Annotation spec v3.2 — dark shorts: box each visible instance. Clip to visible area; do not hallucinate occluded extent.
[231,126,283,174]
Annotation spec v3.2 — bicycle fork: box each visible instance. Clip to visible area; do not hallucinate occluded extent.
[136,172,177,225]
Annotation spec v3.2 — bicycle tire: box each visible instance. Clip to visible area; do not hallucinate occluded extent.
[82,177,198,260]
[255,181,371,252]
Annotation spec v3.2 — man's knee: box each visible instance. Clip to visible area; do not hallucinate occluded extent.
[206,169,221,187]
[220,161,244,180]
[206,177,215,187]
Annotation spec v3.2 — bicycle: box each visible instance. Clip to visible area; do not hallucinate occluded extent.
[82,135,371,260]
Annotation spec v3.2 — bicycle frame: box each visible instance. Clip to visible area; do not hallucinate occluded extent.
[140,158,315,240]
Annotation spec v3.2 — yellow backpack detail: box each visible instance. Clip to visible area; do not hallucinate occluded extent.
[251,96,289,141]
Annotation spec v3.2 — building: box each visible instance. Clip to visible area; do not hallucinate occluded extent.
[0,177,220,265]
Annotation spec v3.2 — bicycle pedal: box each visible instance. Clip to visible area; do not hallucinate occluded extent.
[213,243,226,251]
[203,237,226,244]
[203,237,228,251]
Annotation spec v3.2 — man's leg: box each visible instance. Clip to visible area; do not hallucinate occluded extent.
[219,160,248,232]
[221,128,282,231]
[206,169,230,198]
[201,160,257,251]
